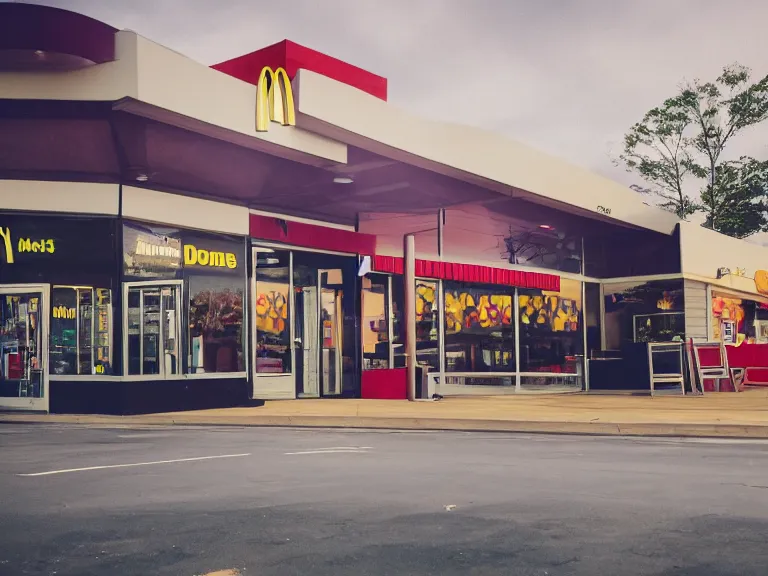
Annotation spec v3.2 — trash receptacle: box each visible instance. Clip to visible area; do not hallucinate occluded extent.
[415,365,431,399]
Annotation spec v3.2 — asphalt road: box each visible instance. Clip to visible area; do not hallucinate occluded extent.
[1,425,768,576]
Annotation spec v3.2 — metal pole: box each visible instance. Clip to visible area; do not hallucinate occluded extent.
[405,234,417,401]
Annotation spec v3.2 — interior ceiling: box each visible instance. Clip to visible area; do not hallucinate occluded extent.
[0,101,657,237]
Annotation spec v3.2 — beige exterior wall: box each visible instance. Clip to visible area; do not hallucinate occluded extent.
[122,186,249,235]
[0,180,119,215]
[679,221,768,297]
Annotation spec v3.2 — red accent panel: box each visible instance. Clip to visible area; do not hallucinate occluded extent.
[361,368,407,399]
[726,344,768,385]
[372,255,560,291]
[0,4,116,65]
[250,214,376,256]
[212,39,388,101]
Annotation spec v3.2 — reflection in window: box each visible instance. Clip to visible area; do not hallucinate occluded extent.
[50,286,112,375]
[254,249,291,373]
[518,278,583,377]
[416,280,440,371]
[362,274,389,370]
[603,279,684,348]
[392,278,406,368]
[188,276,244,373]
[502,225,582,273]
[444,283,515,372]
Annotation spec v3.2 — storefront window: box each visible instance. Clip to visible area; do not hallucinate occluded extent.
[518,278,584,376]
[603,279,685,349]
[50,286,112,375]
[444,282,515,372]
[710,292,768,344]
[392,278,406,368]
[416,280,440,371]
[362,274,389,370]
[188,277,244,373]
[254,249,291,373]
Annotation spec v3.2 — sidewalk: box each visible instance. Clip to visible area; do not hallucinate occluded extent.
[3,389,768,438]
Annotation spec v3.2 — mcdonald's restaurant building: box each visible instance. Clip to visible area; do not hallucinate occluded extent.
[2,3,768,414]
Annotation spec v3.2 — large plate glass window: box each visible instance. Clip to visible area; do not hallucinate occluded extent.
[415,280,440,371]
[0,289,46,404]
[126,283,182,377]
[518,278,584,390]
[50,286,112,375]
[362,274,390,370]
[254,249,291,374]
[185,237,246,374]
[443,282,515,374]
[602,279,685,349]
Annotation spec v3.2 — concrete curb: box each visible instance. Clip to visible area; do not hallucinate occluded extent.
[2,414,768,439]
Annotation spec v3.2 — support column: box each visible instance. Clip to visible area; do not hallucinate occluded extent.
[405,234,417,401]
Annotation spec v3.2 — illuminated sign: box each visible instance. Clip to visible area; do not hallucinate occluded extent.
[52,306,76,319]
[255,66,295,132]
[184,244,237,269]
[756,270,768,295]
[0,227,56,265]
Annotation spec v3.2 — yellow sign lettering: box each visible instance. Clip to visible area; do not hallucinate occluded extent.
[52,306,76,319]
[184,244,238,269]
[17,237,55,254]
[0,227,13,264]
[256,66,295,132]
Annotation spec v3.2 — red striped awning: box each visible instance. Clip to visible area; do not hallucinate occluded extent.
[372,255,560,292]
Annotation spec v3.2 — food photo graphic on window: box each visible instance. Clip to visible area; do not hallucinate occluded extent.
[518,279,584,374]
[443,283,515,373]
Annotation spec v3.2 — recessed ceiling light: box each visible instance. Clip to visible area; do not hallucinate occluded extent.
[333,176,354,184]
[34,50,45,57]
[539,224,553,230]
[135,173,149,182]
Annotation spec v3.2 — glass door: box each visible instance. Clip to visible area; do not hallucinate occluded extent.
[125,282,181,378]
[0,285,49,411]
[294,284,319,398]
[320,269,343,396]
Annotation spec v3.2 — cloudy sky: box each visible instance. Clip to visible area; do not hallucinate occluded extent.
[35,0,768,190]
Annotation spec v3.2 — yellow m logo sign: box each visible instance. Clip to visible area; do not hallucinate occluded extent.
[256,66,296,132]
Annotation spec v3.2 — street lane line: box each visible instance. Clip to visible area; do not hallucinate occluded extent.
[17,453,251,477]
[285,448,372,455]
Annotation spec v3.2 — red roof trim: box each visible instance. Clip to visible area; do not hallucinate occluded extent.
[250,214,376,256]
[213,39,387,101]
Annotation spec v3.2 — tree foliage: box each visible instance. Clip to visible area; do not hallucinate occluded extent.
[621,63,768,237]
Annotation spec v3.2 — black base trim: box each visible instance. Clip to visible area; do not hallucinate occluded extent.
[50,377,257,415]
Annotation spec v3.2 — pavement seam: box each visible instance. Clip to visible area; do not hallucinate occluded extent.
[3,416,768,439]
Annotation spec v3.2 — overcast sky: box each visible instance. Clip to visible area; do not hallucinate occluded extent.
[35,0,768,190]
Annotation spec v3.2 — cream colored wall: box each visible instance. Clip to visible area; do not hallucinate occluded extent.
[679,221,768,295]
[122,186,249,235]
[294,69,680,236]
[130,34,346,163]
[0,180,119,215]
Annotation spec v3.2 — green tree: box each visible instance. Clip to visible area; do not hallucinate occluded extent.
[620,95,699,218]
[700,158,768,238]
[621,63,768,237]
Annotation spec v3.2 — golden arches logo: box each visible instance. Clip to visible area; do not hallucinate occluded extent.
[256,66,295,132]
